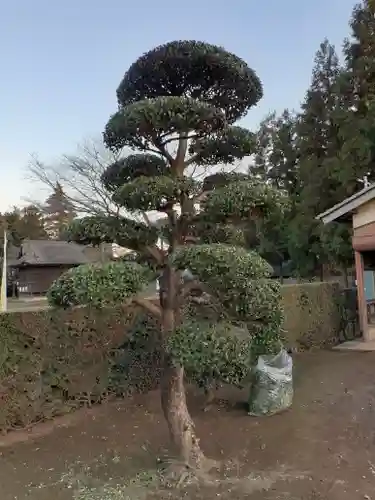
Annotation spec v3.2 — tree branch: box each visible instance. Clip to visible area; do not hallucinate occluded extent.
[133,297,162,319]
[146,245,166,264]
[174,134,188,176]
[184,153,199,167]
[161,133,198,148]
[178,279,210,301]
[192,191,208,204]
[26,138,126,217]
[152,134,175,164]
[141,212,152,226]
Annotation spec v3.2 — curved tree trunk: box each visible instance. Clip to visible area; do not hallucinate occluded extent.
[159,262,205,468]
[161,355,205,467]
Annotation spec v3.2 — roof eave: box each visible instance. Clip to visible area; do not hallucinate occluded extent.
[317,210,354,225]
[317,184,375,224]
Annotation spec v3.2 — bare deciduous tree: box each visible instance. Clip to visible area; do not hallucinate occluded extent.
[26,137,126,217]
[26,136,247,230]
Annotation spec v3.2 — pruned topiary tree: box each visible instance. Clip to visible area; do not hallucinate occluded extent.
[48,40,286,476]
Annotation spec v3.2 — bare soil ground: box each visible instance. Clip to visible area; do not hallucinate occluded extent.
[4,297,50,313]
[1,351,375,499]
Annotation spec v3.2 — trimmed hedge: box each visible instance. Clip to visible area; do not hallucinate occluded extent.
[281,281,358,350]
[0,282,358,431]
[0,305,161,432]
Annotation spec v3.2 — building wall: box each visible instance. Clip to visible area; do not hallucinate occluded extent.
[353,199,375,229]
[353,221,375,237]
[352,201,375,252]
[17,265,74,295]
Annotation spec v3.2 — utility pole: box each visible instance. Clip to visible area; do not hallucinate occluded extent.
[0,226,8,312]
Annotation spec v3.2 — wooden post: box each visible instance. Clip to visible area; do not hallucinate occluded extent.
[355,250,368,340]
[100,242,106,263]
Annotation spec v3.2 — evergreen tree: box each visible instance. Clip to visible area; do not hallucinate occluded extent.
[0,207,23,247]
[0,205,48,253]
[249,110,299,275]
[47,40,286,474]
[297,39,343,213]
[43,182,76,239]
[19,205,48,240]
[252,109,299,196]
[290,40,352,278]
[337,0,375,187]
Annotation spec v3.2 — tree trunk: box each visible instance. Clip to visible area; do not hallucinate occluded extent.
[203,383,215,411]
[159,264,205,467]
[278,257,284,284]
[343,267,349,288]
[158,254,206,468]
[161,354,205,467]
[319,263,324,282]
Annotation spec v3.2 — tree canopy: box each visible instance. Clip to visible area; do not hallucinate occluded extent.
[0,205,47,248]
[48,40,286,473]
[26,2,375,286]
[43,182,76,239]
[249,37,358,279]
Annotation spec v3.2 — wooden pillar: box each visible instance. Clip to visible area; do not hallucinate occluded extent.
[355,250,368,340]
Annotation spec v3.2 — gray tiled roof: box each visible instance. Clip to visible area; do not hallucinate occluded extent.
[9,240,101,266]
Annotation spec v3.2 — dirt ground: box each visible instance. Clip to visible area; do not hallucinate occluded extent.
[4,297,50,313]
[1,350,375,499]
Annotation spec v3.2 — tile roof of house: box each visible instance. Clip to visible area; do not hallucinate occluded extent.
[9,240,102,267]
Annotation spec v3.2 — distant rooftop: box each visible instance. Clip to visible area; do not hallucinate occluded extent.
[9,240,101,267]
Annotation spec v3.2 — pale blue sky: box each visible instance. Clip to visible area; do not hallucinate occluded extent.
[1,0,356,210]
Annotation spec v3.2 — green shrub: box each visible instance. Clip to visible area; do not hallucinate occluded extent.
[281,281,356,350]
[0,305,160,432]
[0,281,356,432]
[109,311,161,395]
[167,319,251,388]
[47,261,153,308]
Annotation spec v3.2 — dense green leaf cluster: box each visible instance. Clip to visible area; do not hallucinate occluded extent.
[171,244,273,282]
[203,180,289,222]
[67,216,158,250]
[191,218,246,246]
[116,40,263,122]
[104,96,226,151]
[166,320,251,387]
[47,261,152,308]
[189,126,255,166]
[202,171,249,192]
[113,175,199,212]
[171,243,282,325]
[101,154,168,192]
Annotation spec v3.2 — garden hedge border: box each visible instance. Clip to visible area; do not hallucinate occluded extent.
[0,281,357,431]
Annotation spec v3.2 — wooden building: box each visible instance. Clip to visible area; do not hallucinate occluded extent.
[318,184,375,344]
[8,240,108,295]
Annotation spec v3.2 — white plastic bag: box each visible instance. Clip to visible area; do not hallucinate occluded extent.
[248,349,293,416]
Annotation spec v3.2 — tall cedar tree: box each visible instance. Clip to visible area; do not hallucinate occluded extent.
[43,182,76,239]
[18,205,48,240]
[297,39,342,213]
[337,0,375,187]
[249,110,299,275]
[252,110,299,195]
[47,41,286,471]
[290,40,352,278]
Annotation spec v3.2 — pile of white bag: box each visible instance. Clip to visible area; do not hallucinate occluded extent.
[248,349,293,416]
